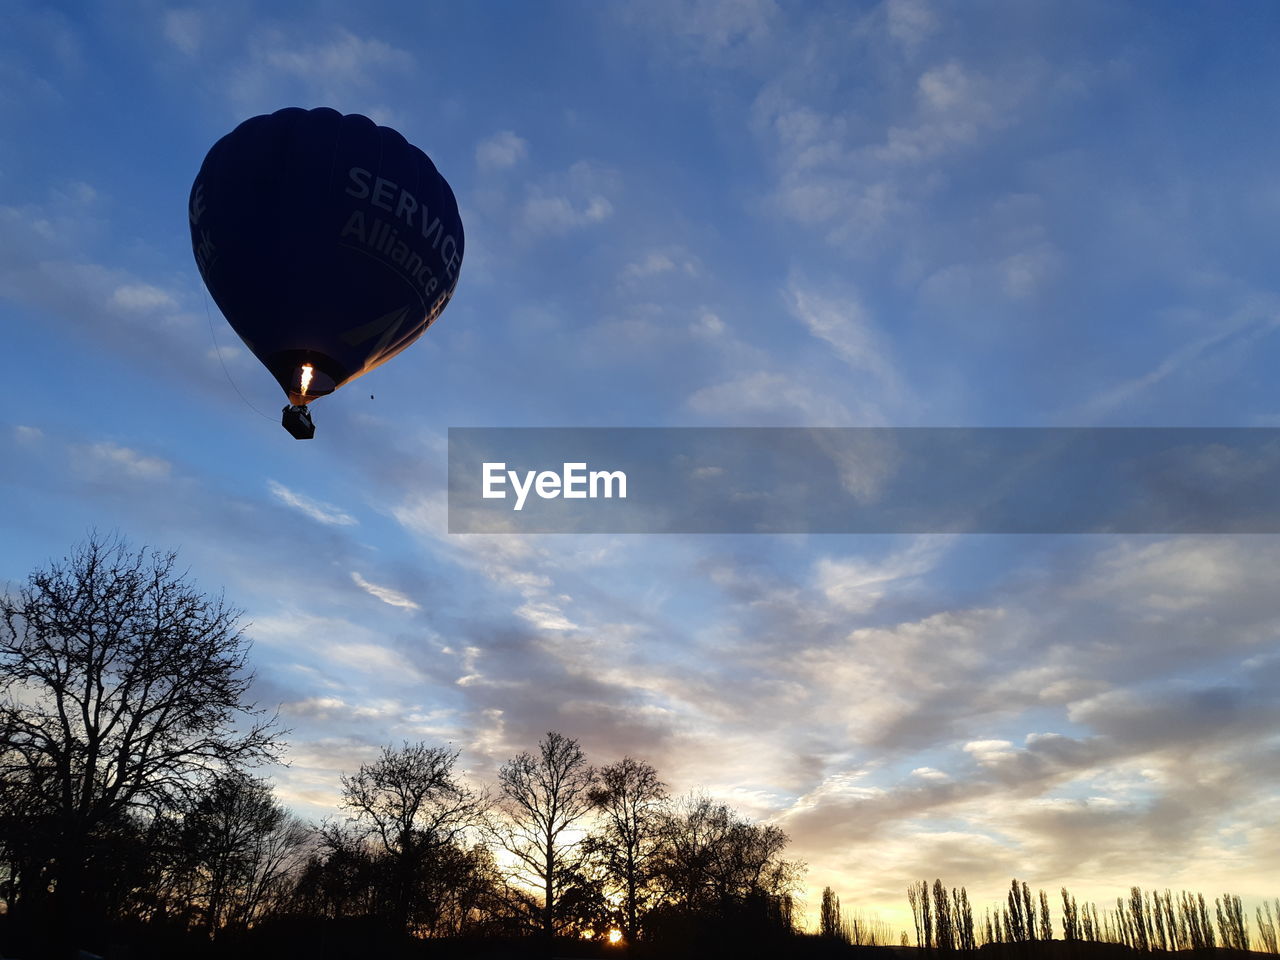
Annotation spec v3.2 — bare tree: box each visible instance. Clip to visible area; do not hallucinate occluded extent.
[955,886,976,951]
[290,820,379,921]
[934,879,954,951]
[1216,892,1249,951]
[588,756,667,942]
[0,534,280,945]
[494,731,596,938]
[846,906,896,946]
[178,774,309,935]
[909,879,933,948]
[1005,878,1032,943]
[1257,899,1279,954]
[1062,887,1080,941]
[341,742,487,934]
[652,794,799,934]
[1128,886,1151,951]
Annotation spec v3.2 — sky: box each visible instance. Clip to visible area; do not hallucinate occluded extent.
[3,0,1280,934]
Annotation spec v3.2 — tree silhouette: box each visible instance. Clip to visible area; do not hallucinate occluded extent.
[650,794,798,943]
[587,755,667,942]
[493,730,596,938]
[1062,887,1081,941]
[820,885,843,940]
[341,742,486,934]
[1217,892,1250,951]
[1257,899,1279,954]
[176,773,308,935]
[909,879,933,948]
[0,534,280,949]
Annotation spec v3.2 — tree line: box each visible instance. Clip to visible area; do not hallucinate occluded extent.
[0,536,800,957]
[820,878,1279,953]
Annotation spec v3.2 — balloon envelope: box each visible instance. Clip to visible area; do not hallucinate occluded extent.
[189,107,464,405]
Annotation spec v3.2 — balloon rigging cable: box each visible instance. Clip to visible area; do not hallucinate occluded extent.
[202,287,275,422]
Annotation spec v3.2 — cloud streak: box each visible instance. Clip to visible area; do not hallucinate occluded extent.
[267,480,358,527]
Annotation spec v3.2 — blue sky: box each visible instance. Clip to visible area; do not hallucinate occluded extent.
[3,0,1280,931]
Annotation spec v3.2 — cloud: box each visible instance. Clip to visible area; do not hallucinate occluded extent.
[267,480,357,526]
[915,193,1064,312]
[520,193,613,236]
[59,181,95,205]
[517,162,617,237]
[350,571,420,610]
[228,28,412,117]
[163,9,203,56]
[690,312,726,338]
[813,537,944,613]
[998,244,1060,299]
[82,442,171,481]
[745,20,1062,266]
[669,529,1280,923]
[315,640,425,683]
[0,199,250,404]
[517,193,611,235]
[1072,311,1280,423]
[111,283,178,311]
[688,371,854,425]
[786,280,903,400]
[475,130,528,171]
[620,249,701,282]
[963,738,1018,766]
[514,600,579,632]
[916,61,981,116]
[618,0,779,63]
[281,694,409,724]
[912,766,949,781]
[884,0,937,48]
[256,29,409,86]
[206,343,242,364]
[1079,537,1280,620]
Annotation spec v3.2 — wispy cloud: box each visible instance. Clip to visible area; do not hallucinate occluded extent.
[1072,311,1280,424]
[111,283,177,312]
[687,370,854,424]
[813,537,945,613]
[228,27,412,119]
[620,248,701,283]
[786,278,901,400]
[618,0,779,63]
[82,442,171,481]
[267,479,357,526]
[163,9,203,57]
[884,0,937,49]
[351,571,420,610]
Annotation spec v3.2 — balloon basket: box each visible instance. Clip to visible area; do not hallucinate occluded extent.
[281,404,315,440]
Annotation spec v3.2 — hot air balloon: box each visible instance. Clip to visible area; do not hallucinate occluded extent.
[189,107,464,438]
